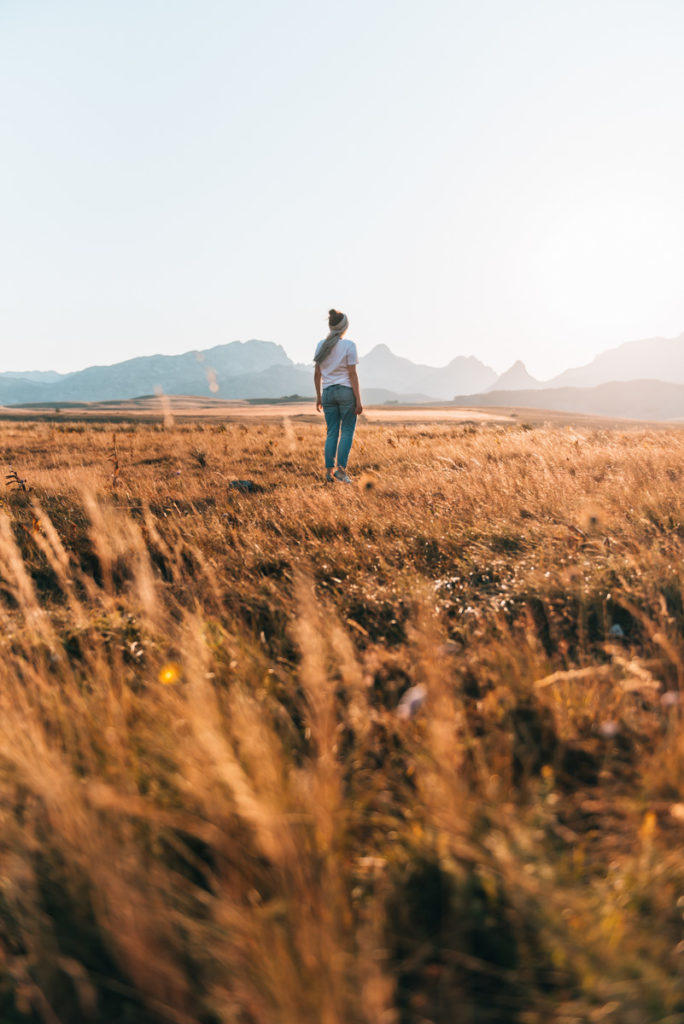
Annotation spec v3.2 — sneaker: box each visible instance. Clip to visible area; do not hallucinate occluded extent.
[334,468,352,483]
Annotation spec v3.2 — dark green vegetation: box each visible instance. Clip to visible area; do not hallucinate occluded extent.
[0,416,682,1023]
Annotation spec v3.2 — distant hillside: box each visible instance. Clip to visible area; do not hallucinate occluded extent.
[412,355,497,398]
[217,364,314,400]
[0,377,48,404]
[52,340,292,402]
[361,388,436,405]
[0,341,293,404]
[0,370,65,383]
[452,379,684,421]
[359,345,496,398]
[358,344,434,392]
[487,360,541,391]
[549,332,684,388]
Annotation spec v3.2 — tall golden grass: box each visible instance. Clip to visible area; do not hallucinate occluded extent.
[0,415,682,1023]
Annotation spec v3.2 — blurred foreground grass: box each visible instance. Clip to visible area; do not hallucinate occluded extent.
[0,414,682,1024]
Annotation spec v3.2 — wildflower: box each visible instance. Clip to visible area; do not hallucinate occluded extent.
[598,720,619,738]
[639,810,657,841]
[158,662,181,686]
[397,684,427,720]
[660,691,680,708]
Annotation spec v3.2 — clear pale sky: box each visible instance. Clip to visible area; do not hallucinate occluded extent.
[2,0,684,379]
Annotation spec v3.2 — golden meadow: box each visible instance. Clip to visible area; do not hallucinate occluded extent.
[0,413,682,1024]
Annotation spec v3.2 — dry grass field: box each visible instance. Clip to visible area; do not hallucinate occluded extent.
[0,411,683,1024]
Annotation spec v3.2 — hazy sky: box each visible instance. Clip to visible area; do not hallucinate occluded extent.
[2,0,684,379]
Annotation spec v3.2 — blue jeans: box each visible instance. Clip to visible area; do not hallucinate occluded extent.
[322,384,357,469]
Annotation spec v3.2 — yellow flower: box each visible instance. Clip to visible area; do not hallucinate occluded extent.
[158,662,181,686]
[639,810,657,842]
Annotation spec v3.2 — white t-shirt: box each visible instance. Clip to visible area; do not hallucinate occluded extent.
[314,337,359,388]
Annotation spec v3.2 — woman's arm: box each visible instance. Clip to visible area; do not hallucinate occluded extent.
[314,364,322,412]
[348,365,363,415]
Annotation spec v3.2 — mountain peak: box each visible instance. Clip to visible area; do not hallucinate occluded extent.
[488,360,541,392]
[549,331,684,389]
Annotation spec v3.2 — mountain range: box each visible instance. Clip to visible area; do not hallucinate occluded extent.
[0,341,499,405]
[453,379,684,422]
[1,331,684,419]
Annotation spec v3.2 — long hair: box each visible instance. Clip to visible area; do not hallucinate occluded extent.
[314,309,348,364]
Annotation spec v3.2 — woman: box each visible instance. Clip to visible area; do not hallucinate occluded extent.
[314,309,363,483]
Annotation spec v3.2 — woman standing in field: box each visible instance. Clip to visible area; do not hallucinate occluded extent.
[314,309,363,483]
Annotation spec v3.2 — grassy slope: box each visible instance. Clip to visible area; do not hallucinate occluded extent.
[0,416,682,1023]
